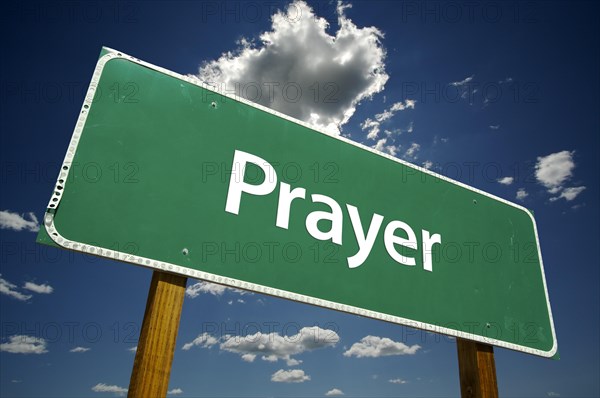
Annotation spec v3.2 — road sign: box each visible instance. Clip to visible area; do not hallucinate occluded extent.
[38,47,557,357]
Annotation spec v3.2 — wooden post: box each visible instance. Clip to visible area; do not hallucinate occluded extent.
[128,271,187,398]
[456,338,499,398]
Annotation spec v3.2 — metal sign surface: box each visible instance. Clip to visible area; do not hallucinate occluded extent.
[38,47,557,357]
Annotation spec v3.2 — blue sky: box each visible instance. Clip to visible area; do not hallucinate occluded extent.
[1,1,599,397]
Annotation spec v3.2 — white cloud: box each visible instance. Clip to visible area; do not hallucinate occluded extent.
[0,210,39,232]
[550,186,586,202]
[183,326,338,365]
[181,332,219,351]
[271,369,310,383]
[404,142,420,159]
[91,383,127,396]
[325,388,345,396]
[70,347,90,353]
[450,75,474,87]
[0,275,32,301]
[489,125,500,130]
[23,282,54,294]
[362,100,415,140]
[535,150,575,193]
[547,392,560,397]
[198,0,388,135]
[389,378,408,384]
[371,138,398,157]
[168,388,183,395]
[516,188,528,201]
[498,77,513,84]
[185,281,251,298]
[0,335,48,354]
[343,335,420,358]
[128,346,137,353]
[361,118,380,140]
[422,160,433,170]
[497,176,514,185]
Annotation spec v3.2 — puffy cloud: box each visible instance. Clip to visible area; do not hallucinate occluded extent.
[182,326,338,365]
[497,176,514,185]
[0,210,39,232]
[343,335,420,358]
[23,282,53,294]
[372,138,398,157]
[389,378,408,384]
[198,1,388,134]
[422,160,433,170]
[168,388,183,395]
[91,383,127,396]
[0,335,48,354]
[404,142,420,159]
[271,369,310,383]
[535,151,575,193]
[70,347,90,353]
[550,186,586,202]
[489,125,500,130]
[0,275,32,301]
[325,388,345,396]
[516,188,528,201]
[181,332,219,351]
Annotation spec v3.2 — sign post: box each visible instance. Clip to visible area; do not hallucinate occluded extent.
[36,47,557,397]
[128,271,187,397]
[457,339,499,398]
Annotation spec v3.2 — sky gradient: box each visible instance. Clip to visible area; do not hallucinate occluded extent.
[1,1,599,397]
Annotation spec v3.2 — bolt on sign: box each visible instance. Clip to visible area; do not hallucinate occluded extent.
[38,47,557,358]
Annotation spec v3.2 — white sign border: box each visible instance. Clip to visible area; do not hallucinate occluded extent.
[43,47,557,358]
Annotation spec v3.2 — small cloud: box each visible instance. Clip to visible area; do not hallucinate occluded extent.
[489,125,500,130]
[343,335,420,358]
[550,186,586,202]
[450,75,474,87]
[0,275,32,301]
[0,335,48,354]
[516,188,528,201]
[23,282,54,294]
[70,347,90,353]
[325,388,345,396]
[0,210,39,232]
[168,388,183,395]
[422,160,433,170]
[91,383,127,396]
[271,369,310,383]
[185,281,251,298]
[128,346,137,353]
[497,176,514,185]
[547,392,560,397]
[404,142,420,160]
[181,332,219,351]
[535,150,575,193]
[498,77,513,84]
[371,137,398,157]
[389,378,408,384]
[11,380,22,383]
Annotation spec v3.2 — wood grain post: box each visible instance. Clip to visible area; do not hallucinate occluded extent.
[128,271,187,398]
[456,338,499,398]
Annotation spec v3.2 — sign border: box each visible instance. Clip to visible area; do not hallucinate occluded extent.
[42,47,557,357]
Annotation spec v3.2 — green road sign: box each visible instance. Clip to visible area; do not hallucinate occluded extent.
[38,47,557,357]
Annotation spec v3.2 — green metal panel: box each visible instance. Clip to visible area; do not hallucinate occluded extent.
[37,48,557,357]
